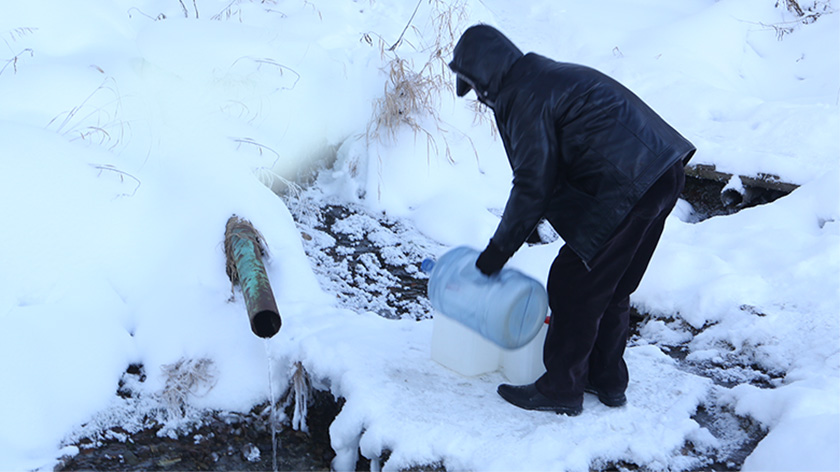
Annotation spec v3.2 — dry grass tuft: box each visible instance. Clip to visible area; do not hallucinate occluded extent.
[0,48,33,76]
[766,0,835,38]
[366,0,479,169]
[159,357,218,421]
[211,0,295,22]
[90,164,142,197]
[1,27,37,76]
[46,77,131,152]
[778,0,834,21]
[229,136,303,194]
[368,55,450,159]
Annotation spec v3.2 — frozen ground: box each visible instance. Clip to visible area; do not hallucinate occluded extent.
[0,0,838,471]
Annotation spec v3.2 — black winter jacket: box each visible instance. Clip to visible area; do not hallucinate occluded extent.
[449,25,696,266]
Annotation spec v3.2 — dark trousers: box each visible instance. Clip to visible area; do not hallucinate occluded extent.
[535,163,685,404]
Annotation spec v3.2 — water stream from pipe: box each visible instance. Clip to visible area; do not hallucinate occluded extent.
[265,340,278,472]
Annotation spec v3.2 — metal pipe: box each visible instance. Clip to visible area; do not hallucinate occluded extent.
[224,216,282,338]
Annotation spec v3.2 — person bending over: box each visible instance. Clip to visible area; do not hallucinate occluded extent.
[448,24,695,416]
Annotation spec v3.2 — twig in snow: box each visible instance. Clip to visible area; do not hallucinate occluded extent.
[0,48,33,76]
[127,7,166,21]
[388,0,423,51]
[90,164,142,197]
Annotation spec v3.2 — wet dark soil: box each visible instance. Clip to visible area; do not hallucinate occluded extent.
[58,388,340,471]
[292,199,437,320]
[690,404,768,471]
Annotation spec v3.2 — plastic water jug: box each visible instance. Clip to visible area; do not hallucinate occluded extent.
[422,246,548,350]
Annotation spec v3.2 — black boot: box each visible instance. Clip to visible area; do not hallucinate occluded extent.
[584,385,626,407]
[497,383,582,416]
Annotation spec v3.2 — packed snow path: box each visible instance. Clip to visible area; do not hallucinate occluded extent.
[282,189,826,472]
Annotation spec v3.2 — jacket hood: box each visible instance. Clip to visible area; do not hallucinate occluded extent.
[449,24,523,104]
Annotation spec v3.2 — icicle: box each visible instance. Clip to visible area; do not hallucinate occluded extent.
[291,361,310,433]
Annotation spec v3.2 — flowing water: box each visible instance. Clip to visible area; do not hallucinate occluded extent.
[265,340,278,472]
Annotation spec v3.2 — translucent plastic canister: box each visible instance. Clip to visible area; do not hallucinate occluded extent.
[423,246,548,350]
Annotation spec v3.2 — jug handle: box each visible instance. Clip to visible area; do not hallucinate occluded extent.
[460,258,499,284]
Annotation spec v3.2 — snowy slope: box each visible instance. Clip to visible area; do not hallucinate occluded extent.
[0,0,837,470]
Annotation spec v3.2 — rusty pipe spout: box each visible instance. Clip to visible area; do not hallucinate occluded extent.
[224,216,282,338]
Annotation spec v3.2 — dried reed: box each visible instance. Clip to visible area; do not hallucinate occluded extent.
[159,357,218,421]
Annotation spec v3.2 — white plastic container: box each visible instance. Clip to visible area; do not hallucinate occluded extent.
[431,314,550,381]
[500,320,548,384]
[431,313,501,376]
[423,246,548,350]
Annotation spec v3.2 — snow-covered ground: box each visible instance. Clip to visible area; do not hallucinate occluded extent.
[0,0,838,470]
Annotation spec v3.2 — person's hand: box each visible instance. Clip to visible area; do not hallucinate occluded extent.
[475,241,507,276]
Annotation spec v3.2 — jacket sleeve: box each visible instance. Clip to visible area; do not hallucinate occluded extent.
[490,103,559,261]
